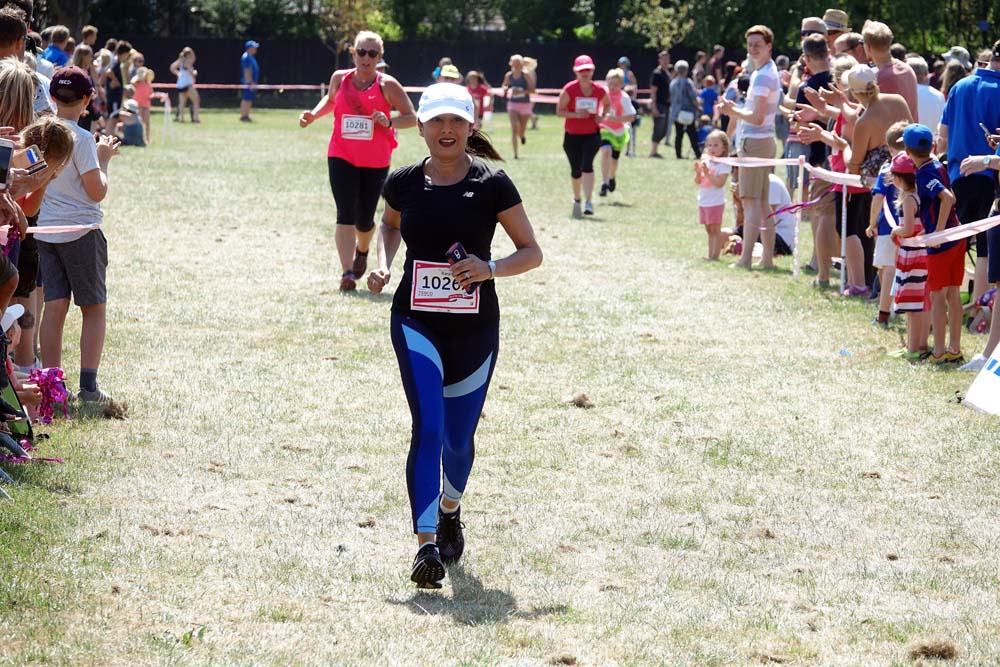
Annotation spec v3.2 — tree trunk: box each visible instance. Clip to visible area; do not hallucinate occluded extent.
[47,0,90,35]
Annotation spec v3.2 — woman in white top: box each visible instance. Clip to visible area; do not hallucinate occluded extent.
[170,47,201,123]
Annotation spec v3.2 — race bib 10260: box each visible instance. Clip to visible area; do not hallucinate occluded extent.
[576,97,598,113]
[341,114,374,140]
[410,260,479,314]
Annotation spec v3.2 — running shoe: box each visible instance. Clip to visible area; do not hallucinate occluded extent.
[520,136,526,145]
[583,201,594,215]
[437,506,465,564]
[609,178,616,192]
[959,353,987,372]
[77,387,113,404]
[352,248,368,278]
[870,317,889,329]
[930,351,963,366]
[410,543,445,589]
[572,200,582,219]
[340,271,357,291]
[599,183,608,197]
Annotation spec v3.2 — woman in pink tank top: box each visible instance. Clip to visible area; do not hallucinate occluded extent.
[299,30,417,292]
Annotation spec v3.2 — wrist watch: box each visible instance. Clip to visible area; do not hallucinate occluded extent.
[488,260,496,279]
[984,155,992,167]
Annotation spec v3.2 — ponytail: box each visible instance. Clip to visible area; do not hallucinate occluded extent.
[466,128,504,161]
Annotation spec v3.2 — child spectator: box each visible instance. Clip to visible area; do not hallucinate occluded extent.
[117,99,145,146]
[41,25,69,67]
[888,153,930,358]
[130,66,154,143]
[2,306,41,415]
[38,66,121,403]
[13,116,77,376]
[904,123,963,364]
[867,121,907,328]
[696,114,712,152]
[694,129,731,260]
[699,75,719,118]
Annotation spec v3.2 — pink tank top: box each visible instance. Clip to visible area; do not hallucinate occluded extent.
[562,80,607,135]
[133,81,152,107]
[328,70,397,167]
[599,90,626,133]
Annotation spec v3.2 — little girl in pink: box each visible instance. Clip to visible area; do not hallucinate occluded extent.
[694,129,731,260]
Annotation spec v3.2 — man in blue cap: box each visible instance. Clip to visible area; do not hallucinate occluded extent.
[240,40,260,122]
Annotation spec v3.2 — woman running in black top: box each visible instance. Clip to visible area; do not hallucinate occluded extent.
[367,83,543,589]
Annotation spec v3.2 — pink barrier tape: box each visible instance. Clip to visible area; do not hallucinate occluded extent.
[707,156,801,167]
[768,184,835,220]
[0,223,100,239]
[905,213,1000,248]
[803,164,863,188]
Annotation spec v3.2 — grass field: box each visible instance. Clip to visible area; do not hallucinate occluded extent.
[1,109,998,667]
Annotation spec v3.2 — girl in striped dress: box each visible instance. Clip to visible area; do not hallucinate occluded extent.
[889,153,930,359]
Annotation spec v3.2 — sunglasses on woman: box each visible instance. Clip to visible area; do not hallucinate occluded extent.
[355,48,380,59]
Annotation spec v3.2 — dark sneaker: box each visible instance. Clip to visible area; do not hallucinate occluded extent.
[77,388,113,404]
[352,248,368,278]
[520,135,526,145]
[437,506,465,564]
[609,178,616,192]
[339,271,357,292]
[410,543,445,589]
[599,183,608,197]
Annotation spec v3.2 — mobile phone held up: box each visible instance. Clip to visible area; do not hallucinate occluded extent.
[12,145,47,176]
[0,138,14,190]
[446,241,478,295]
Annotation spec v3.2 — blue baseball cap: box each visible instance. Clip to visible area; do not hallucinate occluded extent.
[903,123,933,150]
[245,40,260,49]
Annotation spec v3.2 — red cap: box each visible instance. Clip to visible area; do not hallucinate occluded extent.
[573,55,595,72]
[890,152,916,175]
[49,66,94,104]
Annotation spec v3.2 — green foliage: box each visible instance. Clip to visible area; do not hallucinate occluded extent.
[619,0,694,49]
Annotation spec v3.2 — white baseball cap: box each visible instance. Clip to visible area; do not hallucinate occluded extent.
[417,83,475,123]
[1,304,23,332]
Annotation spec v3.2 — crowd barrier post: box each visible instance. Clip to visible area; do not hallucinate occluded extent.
[794,155,805,278]
[840,187,848,291]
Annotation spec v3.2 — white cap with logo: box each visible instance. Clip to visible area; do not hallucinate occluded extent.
[417,83,475,123]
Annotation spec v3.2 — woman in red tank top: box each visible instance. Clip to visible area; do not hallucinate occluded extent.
[556,55,608,218]
[299,31,417,292]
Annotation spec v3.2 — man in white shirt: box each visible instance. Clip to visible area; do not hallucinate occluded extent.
[908,56,944,135]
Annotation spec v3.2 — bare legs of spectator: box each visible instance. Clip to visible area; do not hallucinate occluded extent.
[40,299,105,376]
[845,236,865,289]
[815,211,838,284]
[189,87,201,122]
[930,286,963,357]
[973,257,988,303]
[734,196,773,269]
[177,89,189,122]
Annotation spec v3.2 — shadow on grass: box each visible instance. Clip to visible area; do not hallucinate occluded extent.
[388,563,568,626]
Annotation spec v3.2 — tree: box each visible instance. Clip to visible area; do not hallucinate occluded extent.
[35,0,91,33]
[619,0,693,49]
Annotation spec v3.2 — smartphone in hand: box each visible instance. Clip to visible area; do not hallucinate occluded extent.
[446,241,478,295]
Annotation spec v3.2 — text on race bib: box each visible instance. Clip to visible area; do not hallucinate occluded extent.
[576,97,598,113]
[411,260,479,314]
[341,114,374,140]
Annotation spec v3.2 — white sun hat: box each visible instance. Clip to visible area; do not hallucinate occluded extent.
[1,304,24,332]
[417,83,475,123]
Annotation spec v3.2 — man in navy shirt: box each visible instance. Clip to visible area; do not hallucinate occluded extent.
[938,39,1000,302]
[240,40,260,122]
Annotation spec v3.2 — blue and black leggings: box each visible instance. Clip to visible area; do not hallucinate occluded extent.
[390,313,499,534]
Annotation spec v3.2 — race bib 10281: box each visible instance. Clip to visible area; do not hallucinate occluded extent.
[341,114,374,140]
[410,260,479,314]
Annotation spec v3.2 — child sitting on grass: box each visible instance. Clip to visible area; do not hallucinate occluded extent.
[38,66,121,403]
[694,129,731,260]
[903,123,963,365]
[889,153,930,359]
[116,99,145,146]
[867,121,908,328]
